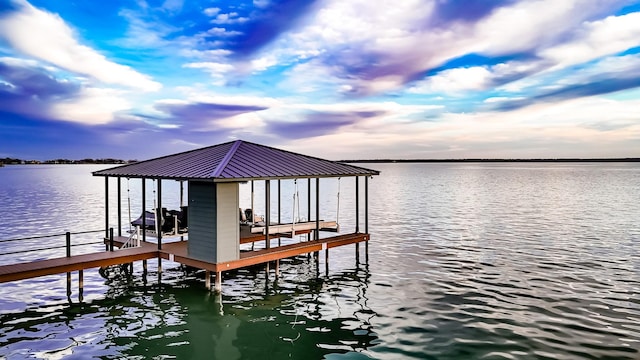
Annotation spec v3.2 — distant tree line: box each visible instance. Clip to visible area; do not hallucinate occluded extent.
[342,158,640,163]
[1,157,137,165]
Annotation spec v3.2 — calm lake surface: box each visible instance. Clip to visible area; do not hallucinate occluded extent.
[0,163,639,359]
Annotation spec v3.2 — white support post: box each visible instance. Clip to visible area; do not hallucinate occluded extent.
[214,272,222,293]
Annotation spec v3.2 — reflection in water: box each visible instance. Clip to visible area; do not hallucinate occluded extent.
[0,257,378,359]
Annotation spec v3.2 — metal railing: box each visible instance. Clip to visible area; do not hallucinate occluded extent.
[0,230,105,257]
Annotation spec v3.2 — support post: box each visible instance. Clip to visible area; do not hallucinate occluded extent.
[78,270,84,302]
[325,247,329,275]
[251,181,255,225]
[278,179,281,247]
[105,177,109,240]
[355,176,360,233]
[355,176,360,261]
[307,178,311,239]
[365,176,369,261]
[315,178,320,241]
[265,180,270,249]
[143,259,148,275]
[66,231,71,257]
[66,231,72,300]
[117,177,122,237]
[180,181,185,241]
[205,270,211,290]
[365,176,369,233]
[157,180,162,250]
[265,262,270,283]
[214,271,222,293]
[157,258,162,283]
[142,178,147,243]
[275,259,280,278]
[66,272,71,299]
[109,227,114,251]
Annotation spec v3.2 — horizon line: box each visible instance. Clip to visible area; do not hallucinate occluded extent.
[342,158,640,163]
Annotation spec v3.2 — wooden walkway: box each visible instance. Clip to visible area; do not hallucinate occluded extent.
[0,233,368,284]
[0,242,157,283]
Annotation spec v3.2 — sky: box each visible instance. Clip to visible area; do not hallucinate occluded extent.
[0,0,639,161]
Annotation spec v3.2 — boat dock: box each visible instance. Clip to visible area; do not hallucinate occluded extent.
[0,140,379,297]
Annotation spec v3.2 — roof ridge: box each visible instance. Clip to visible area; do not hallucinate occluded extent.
[211,140,242,177]
[92,140,236,176]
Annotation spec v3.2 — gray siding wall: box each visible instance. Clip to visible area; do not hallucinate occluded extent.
[215,182,239,262]
[187,181,240,263]
[188,181,217,263]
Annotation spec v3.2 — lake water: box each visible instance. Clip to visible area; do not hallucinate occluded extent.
[0,163,639,359]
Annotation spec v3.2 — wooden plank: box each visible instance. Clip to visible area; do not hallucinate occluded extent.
[250,221,337,234]
[201,233,367,272]
[0,246,158,283]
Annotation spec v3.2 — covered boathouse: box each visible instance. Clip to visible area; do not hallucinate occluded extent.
[92,140,380,291]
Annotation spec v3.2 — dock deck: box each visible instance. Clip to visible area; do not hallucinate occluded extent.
[0,233,368,284]
[0,242,157,283]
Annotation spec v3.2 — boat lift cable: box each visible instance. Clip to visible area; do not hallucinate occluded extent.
[292,179,297,234]
[152,179,160,235]
[126,177,132,233]
[336,177,341,230]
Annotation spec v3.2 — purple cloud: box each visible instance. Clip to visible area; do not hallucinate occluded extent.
[269,110,385,139]
[0,61,80,99]
[493,76,640,112]
[430,0,517,26]
[224,0,319,58]
[0,60,81,119]
[155,102,268,123]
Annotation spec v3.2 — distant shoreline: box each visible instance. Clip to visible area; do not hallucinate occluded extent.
[2,158,639,166]
[343,158,640,163]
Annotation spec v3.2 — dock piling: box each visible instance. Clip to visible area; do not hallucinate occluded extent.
[109,228,114,252]
[78,270,84,302]
[325,248,329,275]
[205,270,211,290]
[66,232,71,257]
[66,231,72,300]
[214,271,222,293]
[265,261,270,279]
[66,272,71,299]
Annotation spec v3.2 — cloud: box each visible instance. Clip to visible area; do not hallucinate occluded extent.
[154,100,269,128]
[492,54,640,110]
[539,11,640,69]
[409,59,547,95]
[0,57,79,118]
[0,57,79,99]
[49,87,131,125]
[223,0,319,58]
[268,110,383,139]
[0,57,133,125]
[269,0,634,96]
[286,95,640,159]
[0,0,161,91]
[430,0,517,25]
